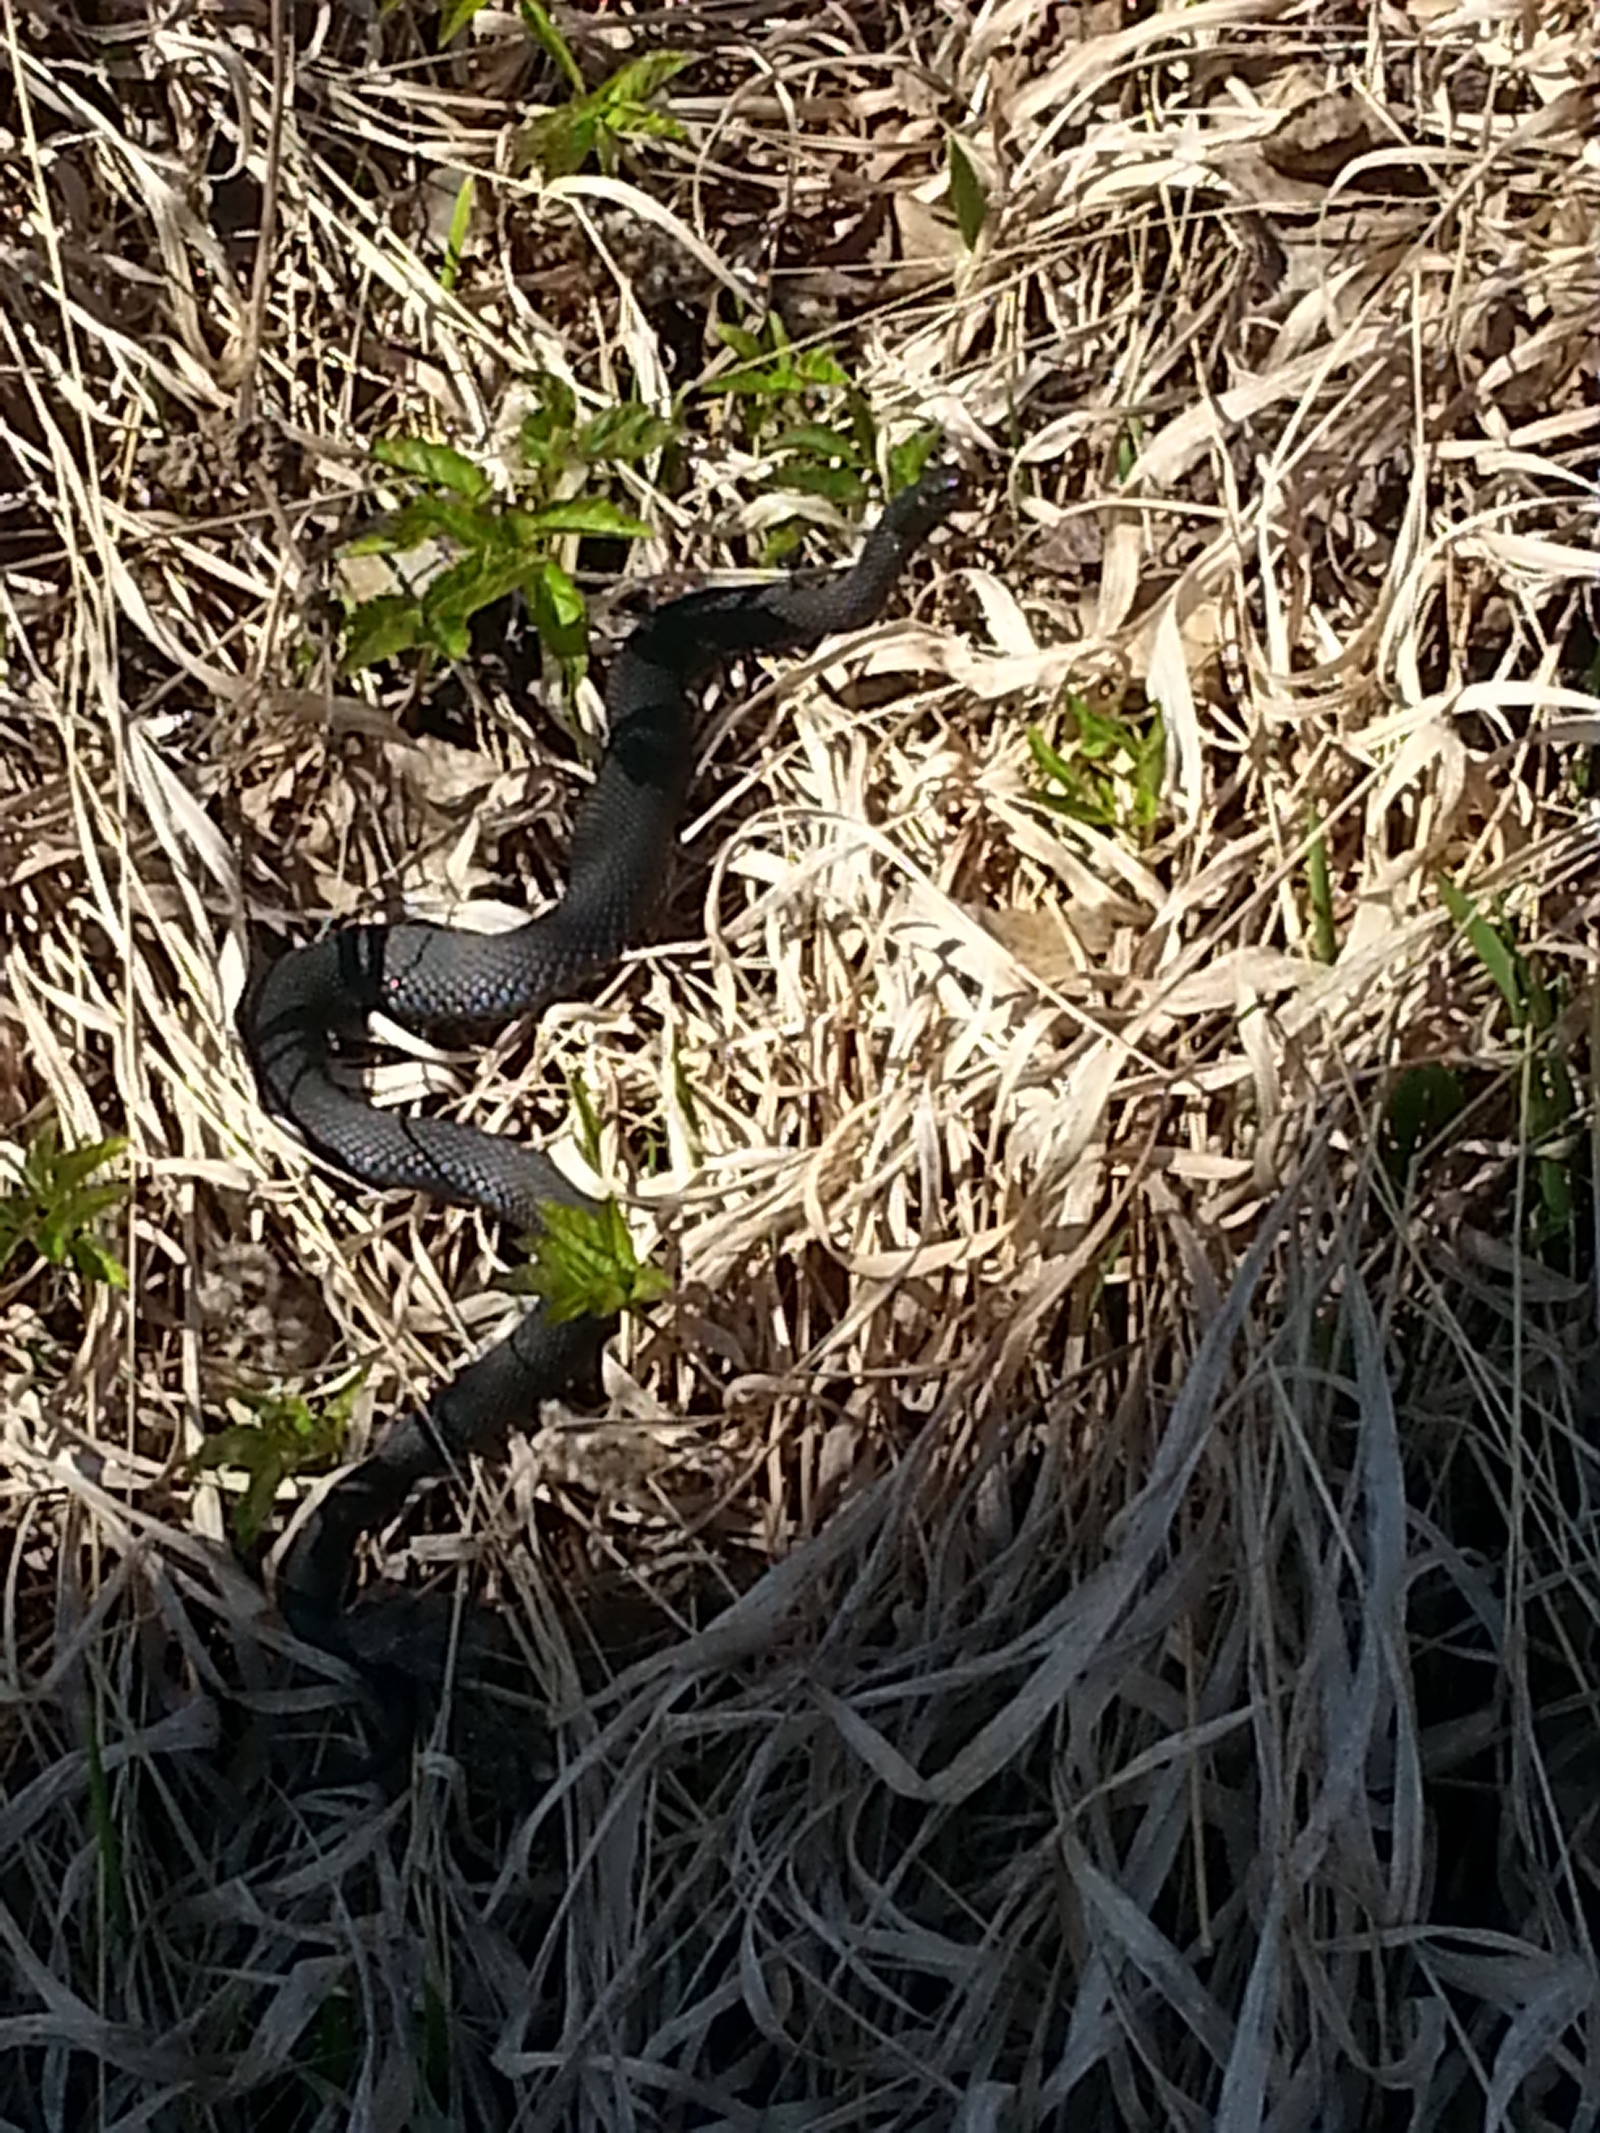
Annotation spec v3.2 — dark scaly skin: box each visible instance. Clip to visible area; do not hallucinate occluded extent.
[249,464,962,1673]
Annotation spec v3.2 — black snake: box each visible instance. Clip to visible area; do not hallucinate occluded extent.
[248,463,961,1669]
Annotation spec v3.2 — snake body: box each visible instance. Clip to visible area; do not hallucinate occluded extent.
[250,464,960,1658]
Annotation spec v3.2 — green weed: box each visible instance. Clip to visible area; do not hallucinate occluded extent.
[1437,871,1579,1245]
[565,1069,606,1177]
[507,1198,669,1324]
[946,136,988,249]
[509,3,689,179]
[1027,694,1165,844]
[700,314,941,561]
[193,1374,365,1552]
[1114,418,1145,483]
[1305,809,1338,964]
[339,381,673,684]
[0,1123,127,1293]
[438,173,474,293]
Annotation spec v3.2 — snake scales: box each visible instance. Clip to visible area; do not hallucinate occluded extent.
[248,462,961,1672]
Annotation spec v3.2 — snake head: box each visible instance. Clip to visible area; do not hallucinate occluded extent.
[883,457,967,551]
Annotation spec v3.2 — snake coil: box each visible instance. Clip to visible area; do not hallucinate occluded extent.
[249,463,961,1665]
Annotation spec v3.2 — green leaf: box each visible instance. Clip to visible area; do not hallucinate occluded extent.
[2,1128,127,1293]
[1539,1154,1572,1230]
[846,390,878,462]
[527,557,588,667]
[1029,701,1164,844]
[43,1185,126,1249]
[887,430,942,493]
[1521,954,1556,1036]
[596,50,691,107]
[519,375,580,469]
[794,345,851,389]
[344,593,423,671]
[1305,810,1337,964]
[1026,723,1079,791]
[440,174,475,290]
[519,0,585,92]
[493,508,557,558]
[192,1423,280,1473]
[1542,1040,1575,1124]
[701,340,850,399]
[343,495,480,558]
[1116,419,1145,483]
[43,1135,127,1195]
[424,497,506,550]
[372,435,491,500]
[766,422,864,464]
[1036,783,1115,831]
[1436,874,1523,1024]
[419,552,506,659]
[438,0,487,47]
[533,554,586,630]
[16,1120,59,1194]
[193,1376,362,1548]
[236,1461,287,1553]
[421,531,578,658]
[603,103,687,147]
[68,1234,128,1291]
[760,519,806,567]
[947,136,988,249]
[518,423,573,475]
[1026,722,1115,829]
[519,106,599,180]
[1069,701,1126,761]
[509,1198,670,1323]
[700,357,806,399]
[568,1073,605,1173]
[576,402,676,464]
[772,461,868,506]
[530,373,579,430]
[517,497,653,540]
[1132,708,1165,831]
[347,495,500,558]
[193,1422,288,1552]
[714,323,764,362]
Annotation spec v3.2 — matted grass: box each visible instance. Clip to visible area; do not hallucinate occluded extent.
[2,0,1599,2125]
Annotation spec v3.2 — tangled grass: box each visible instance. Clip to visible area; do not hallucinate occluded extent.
[2,0,1599,2125]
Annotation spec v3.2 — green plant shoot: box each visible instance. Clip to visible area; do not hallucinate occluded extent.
[507,1199,670,1325]
[0,1124,127,1292]
[339,381,673,682]
[192,1374,366,1552]
[1027,694,1165,843]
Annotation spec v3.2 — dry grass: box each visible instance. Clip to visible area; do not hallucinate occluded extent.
[3,0,1600,2124]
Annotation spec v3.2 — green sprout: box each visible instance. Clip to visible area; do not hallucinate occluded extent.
[0,1124,127,1293]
